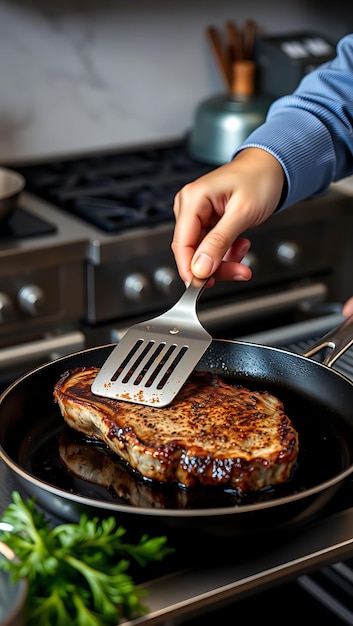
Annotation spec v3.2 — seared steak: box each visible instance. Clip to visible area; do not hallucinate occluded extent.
[53,368,299,491]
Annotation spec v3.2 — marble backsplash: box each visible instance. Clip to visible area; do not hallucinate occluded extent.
[0,0,352,163]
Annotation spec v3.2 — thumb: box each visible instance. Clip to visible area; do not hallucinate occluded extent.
[191,222,239,278]
[192,251,215,278]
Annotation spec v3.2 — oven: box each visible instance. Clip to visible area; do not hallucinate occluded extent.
[1,138,353,624]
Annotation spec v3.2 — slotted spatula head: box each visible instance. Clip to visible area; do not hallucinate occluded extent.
[91,277,212,407]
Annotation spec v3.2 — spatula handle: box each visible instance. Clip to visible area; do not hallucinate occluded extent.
[182,277,208,305]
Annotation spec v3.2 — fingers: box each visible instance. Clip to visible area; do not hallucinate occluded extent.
[342,296,353,317]
[217,237,253,281]
[172,183,251,283]
[191,211,253,279]
[172,178,255,283]
[172,165,247,282]
[172,149,285,283]
[172,181,216,284]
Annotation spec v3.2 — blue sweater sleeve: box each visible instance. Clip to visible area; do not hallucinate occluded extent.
[233,33,353,209]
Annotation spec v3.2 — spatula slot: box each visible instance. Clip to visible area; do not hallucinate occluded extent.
[121,340,158,383]
[113,339,190,390]
[156,345,189,389]
[141,343,177,387]
[110,338,144,382]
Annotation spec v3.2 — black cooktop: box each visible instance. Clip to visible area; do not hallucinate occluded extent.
[15,142,212,233]
[0,208,56,242]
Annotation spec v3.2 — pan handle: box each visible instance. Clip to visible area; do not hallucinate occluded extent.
[302,314,353,367]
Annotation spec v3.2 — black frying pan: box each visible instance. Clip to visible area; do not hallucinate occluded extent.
[1,316,353,545]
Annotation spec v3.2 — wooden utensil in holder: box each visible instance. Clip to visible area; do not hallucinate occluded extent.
[206,19,258,96]
[231,60,256,97]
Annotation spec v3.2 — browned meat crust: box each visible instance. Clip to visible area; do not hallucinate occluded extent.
[53,367,299,491]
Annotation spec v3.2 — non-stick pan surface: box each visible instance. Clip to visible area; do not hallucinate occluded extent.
[1,337,353,542]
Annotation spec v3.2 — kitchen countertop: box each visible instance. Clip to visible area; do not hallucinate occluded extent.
[331,177,353,197]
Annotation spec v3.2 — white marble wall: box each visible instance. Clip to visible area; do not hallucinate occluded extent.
[0,0,352,163]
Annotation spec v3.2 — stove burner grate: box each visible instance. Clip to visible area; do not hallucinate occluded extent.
[16,142,212,233]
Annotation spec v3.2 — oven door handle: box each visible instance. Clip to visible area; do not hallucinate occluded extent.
[112,282,329,340]
[198,281,328,331]
[0,331,85,370]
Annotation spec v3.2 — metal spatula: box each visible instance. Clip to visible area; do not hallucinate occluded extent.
[91,277,212,407]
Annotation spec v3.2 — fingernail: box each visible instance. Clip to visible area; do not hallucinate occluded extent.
[193,253,213,277]
[232,274,249,281]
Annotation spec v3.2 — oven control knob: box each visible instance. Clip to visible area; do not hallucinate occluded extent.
[123,273,151,302]
[153,267,179,295]
[276,242,301,267]
[0,293,13,323]
[17,284,45,316]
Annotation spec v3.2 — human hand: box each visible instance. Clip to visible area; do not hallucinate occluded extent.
[342,296,353,317]
[172,147,285,285]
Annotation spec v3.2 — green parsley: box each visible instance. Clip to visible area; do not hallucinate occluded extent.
[0,491,174,626]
